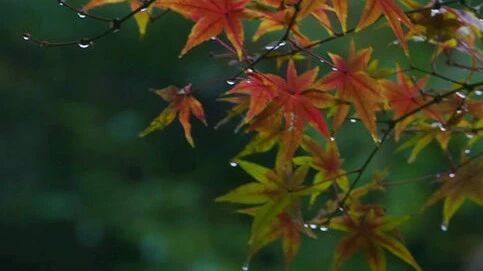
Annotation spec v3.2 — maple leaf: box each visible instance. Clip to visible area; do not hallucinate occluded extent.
[83,0,157,37]
[226,61,333,142]
[216,158,326,263]
[357,0,413,54]
[382,66,442,140]
[423,157,483,230]
[397,122,453,163]
[162,0,249,59]
[249,0,334,43]
[319,42,383,140]
[139,84,207,147]
[331,0,348,32]
[294,136,349,205]
[331,209,422,271]
[406,4,483,60]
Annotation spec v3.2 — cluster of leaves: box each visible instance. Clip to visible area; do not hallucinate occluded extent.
[31,0,482,270]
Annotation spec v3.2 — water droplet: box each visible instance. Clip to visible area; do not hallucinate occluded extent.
[58,0,65,6]
[229,161,238,167]
[303,223,309,228]
[465,132,474,139]
[309,224,318,229]
[349,118,357,123]
[475,90,482,96]
[448,172,456,178]
[330,67,339,72]
[464,149,471,154]
[338,207,345,212]
[245,68,254,74]
[110,19,121,33]
[226,79,236,86]
[264,41,286,50]
[77,12,87,19]
[456,109,463,114]
[241,265,249,271]
[411,35,426,42]
[330,137,335,142]
[455,92,466,99]
[430,8,441,16]
[22,33,31,41]
[440,224,448,231]
[439,125,447,132]
[319,226,329,232]
[78,39,92,49]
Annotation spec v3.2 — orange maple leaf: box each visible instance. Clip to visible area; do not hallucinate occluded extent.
[227,61,332,139]
[250,0,334,42]
[163,0,249,59]
[423,157,483,230]
[294,136,349,204]
[320,43,383,140]
[139,84,207,147]
[331,209,422,271]
[357,0,413,54]
[382,67,442,140]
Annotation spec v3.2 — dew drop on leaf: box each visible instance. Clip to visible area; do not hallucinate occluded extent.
[229,161,238,167]
[226,80,236,86]
[57,0,65,6]
[319,226,329,232]
[349,118,357,123]
[309,224,318,229]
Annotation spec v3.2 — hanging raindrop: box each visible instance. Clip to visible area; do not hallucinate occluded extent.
[78,39,92,49]
[319,226,329,232]
[349,118,357,123]
[440,224,448,231]
[58,0,65,6]
[455,92,466,99]
[110,19,122,33]
[77,12,87,19]
[22,33,31,41]
[226,79,236,86]
[229,161,238,167]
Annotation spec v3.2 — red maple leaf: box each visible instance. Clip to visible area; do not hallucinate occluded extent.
[162,0,250,59]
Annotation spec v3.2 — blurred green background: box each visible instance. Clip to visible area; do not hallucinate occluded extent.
[1,1,481,270]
